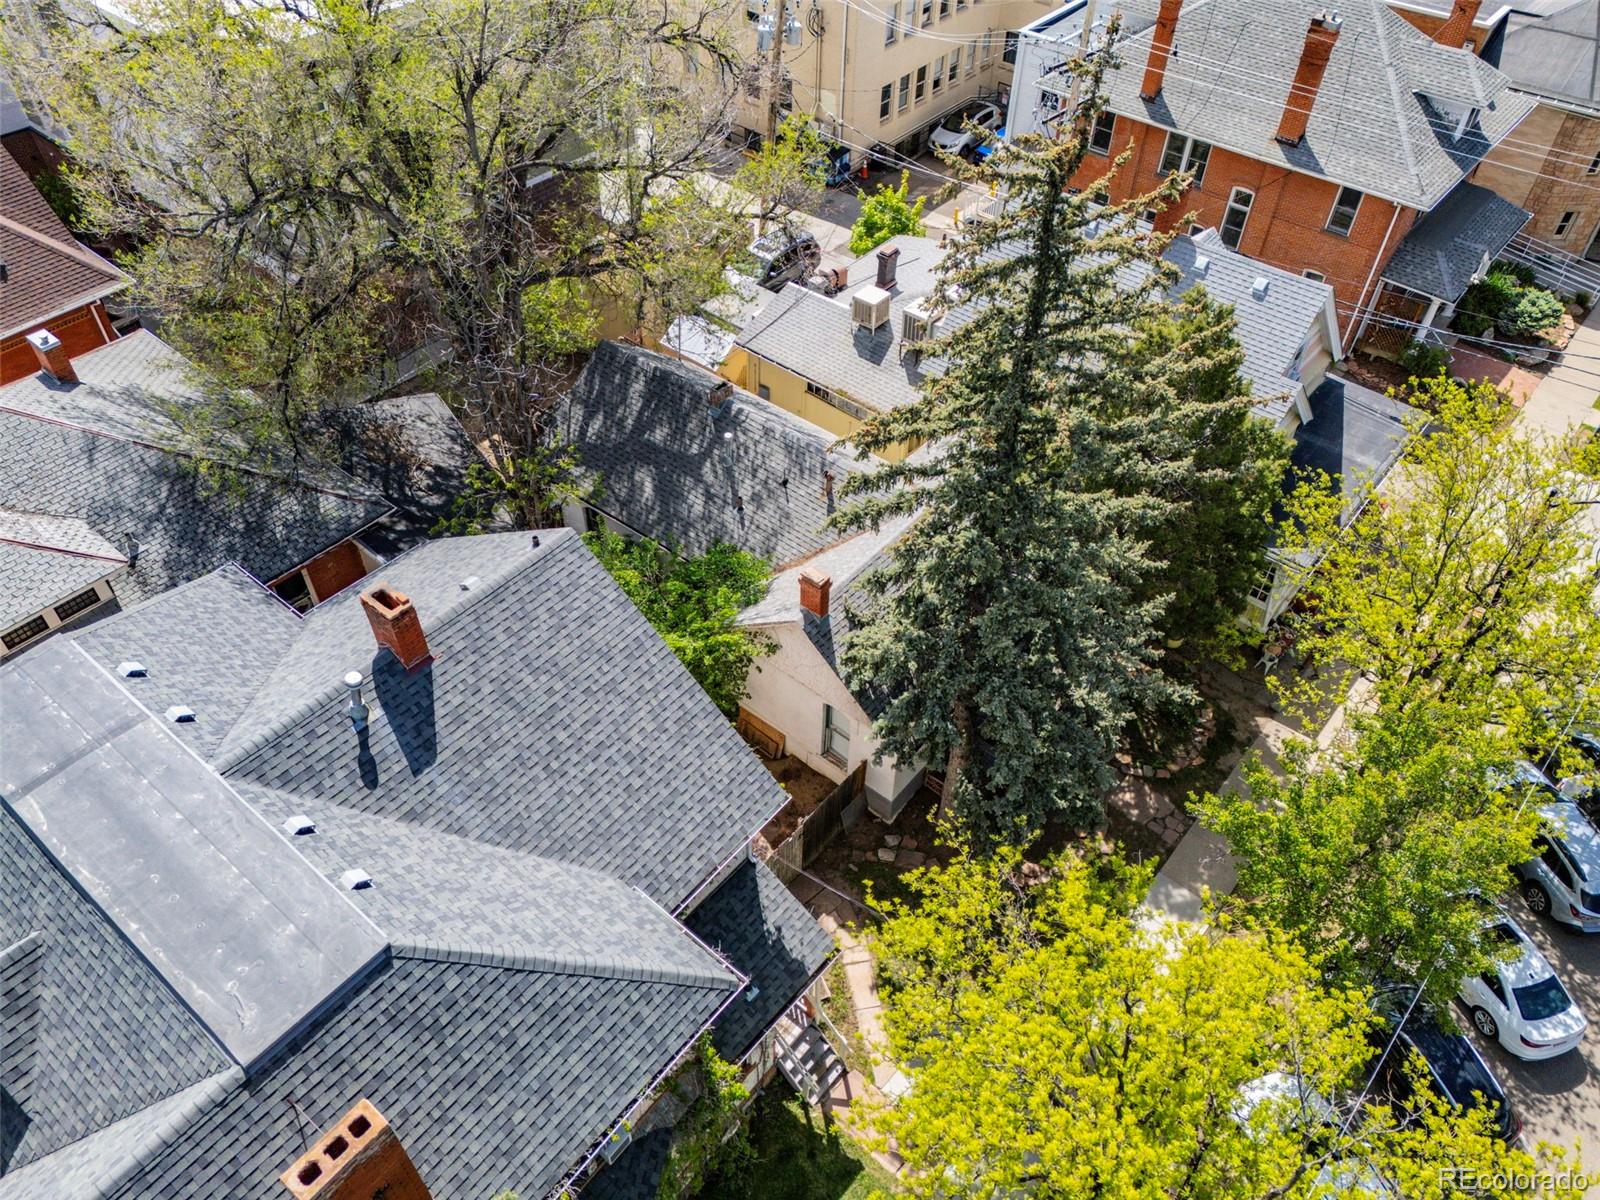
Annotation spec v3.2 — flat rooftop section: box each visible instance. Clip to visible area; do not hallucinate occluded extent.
[0,639,387,1069]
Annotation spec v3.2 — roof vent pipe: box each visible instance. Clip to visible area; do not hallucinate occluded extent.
[344,671,369,731]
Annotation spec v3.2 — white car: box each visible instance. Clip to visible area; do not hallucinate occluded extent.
[1459,917,1587,1060]
[927,101,1003,160]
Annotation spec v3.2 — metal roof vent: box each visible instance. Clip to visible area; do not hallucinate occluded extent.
[344,671,369,732]
[165,705,195,723]
[117,661,148,678]
[1192,255,1210,277]
[459,575,481,591]
[282,815,316,836]
[1251,276,1270,300]
[340,868,373,891]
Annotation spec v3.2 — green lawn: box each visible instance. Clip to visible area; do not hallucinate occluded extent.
[697,1087,897,1200]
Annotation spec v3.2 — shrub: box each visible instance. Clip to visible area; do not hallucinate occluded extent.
[1577,290,1594,312]
[848,171,927,256]
[1499,286,1565,337]
[1398,338,1451,379]
[1491,259,1537,287]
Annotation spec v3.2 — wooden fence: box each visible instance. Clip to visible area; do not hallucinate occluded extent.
[765,763,867,885]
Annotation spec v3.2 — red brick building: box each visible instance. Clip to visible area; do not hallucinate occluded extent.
[1036,0,1535,347]
[0,147,124,385]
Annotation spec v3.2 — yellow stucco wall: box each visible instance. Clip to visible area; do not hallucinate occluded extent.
[721,347,919,462]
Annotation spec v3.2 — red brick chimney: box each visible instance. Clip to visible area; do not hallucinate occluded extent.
[799,568,832,619]
[1275,12,1342,146]
[25,329,77,384]
[280,1099,431,1200]
[360,584,432,671]
[1434,0,1481,48]
[1140,0,1183,101]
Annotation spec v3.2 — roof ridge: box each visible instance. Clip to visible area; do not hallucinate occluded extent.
[213,530,578,773]
[0,212,125,282]
[0,535,127,563]
[388,938,737,991]
[1,1068,245,1200]
[1369,0,1427,198]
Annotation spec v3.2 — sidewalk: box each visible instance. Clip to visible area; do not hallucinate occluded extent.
[1517,305,1600,438]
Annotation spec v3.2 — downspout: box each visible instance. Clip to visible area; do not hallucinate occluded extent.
[837,0,848,144]
[1348,199,1405,347]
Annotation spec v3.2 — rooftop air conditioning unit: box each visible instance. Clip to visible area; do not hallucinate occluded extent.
[852,285,892,333]
[901,297,939,352]
[600,1125,634,1164]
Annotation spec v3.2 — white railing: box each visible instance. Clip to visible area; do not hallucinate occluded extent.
[1503,232,1600,299]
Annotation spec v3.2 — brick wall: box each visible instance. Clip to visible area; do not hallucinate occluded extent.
[1070,114,1417,337]
[1386,6,1492,54]
[1475,102,1600,258]
[0,301,115,385]
[302,538,370,602]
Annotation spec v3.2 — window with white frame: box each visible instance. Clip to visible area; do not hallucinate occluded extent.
[967,39,977,73]
[1087,110,1115,155]
[1326,186,1362,236]
[885,0,898,43]
[982,32,993,62]
[1247,572,1275,607]
[948,50,959,84]
[823,704,850,764]
[915,64,927,101]
[1588,149,1600,176]
[932,54,945,93]
[880,82,892,120]
[899,73,910,110]
[1220,187,1253,249]
[1157,132,1211,186]
[1003,31,1018,63]
[1556,210,1577,237]
[939,0,949,16]
[921,0,932,26]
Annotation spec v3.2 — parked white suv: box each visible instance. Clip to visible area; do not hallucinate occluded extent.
[927,101,1003,160]
[1515,799,1600,932]
[1458,917,1587,1060]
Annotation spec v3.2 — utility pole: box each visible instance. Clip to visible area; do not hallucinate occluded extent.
[763,0,789,146]
[1063,0,1099,121]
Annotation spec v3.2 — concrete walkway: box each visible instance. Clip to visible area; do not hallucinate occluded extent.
[1518,306,1600,438]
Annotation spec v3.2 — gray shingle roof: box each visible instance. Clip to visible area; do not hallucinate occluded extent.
[685,860,835,1060]
[1382,181,1532,300]
[736,231,1335,426]
[0,527,817,1198]
[0,510,127,627]
[1495,0,1600,109]
[216,530,784,909]
[801,549,896,721]
[313,394,491,558]
[1094,0,1535,210]
[0,795,233,1176]
[1282,375,1419,533]
[0,332,388,622]
[557,341,869,565]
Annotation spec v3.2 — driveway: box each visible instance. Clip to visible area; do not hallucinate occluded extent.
[1459,904,1600,1154]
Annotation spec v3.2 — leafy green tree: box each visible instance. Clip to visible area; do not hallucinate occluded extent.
[433,446,587,534]
[833,41,1281,839]
[5,0,818,502]
[848,171,926,256]
[1123,290,1292,652]
[583,528,771,715]
[870,849,1566,1199]
[1274,376,1600,753]
[1198,710,1541,1008]
[654,1036,752,1200]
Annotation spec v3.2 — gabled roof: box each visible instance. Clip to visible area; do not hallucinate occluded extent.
[0,509,127,627]
[1091,0,1535,210]
[1382,181,1531,301]
[2,527,810,1198]
[0,331,389,622]
[0,149,125,339]
[557,341,870,565]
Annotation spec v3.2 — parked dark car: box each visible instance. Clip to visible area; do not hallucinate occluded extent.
[1367,992,1520,1143]
[746,228,821,292]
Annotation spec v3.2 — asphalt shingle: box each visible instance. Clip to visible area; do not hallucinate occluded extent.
[557,341,869,565]
[1382,182,1532,301]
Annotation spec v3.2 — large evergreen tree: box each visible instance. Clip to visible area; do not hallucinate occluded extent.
[834,38,1276,839]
